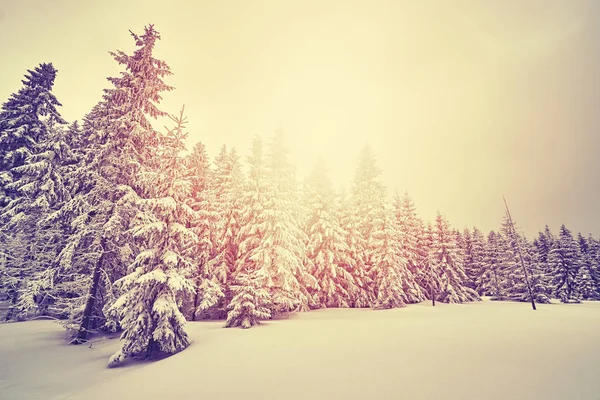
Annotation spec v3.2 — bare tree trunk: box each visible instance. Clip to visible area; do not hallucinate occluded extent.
[73,237,106,344]
[430,283,436,306]
[503,196,537,311]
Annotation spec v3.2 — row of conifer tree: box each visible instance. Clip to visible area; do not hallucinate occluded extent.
[1,25,598,366]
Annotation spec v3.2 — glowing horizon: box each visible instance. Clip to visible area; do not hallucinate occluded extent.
[1,0,599,237]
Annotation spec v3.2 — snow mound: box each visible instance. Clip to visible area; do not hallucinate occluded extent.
[1,299,600,400]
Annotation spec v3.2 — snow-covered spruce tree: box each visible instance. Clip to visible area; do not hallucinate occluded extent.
[476,231,502,297]
[303,158,357,308]
[500,233,552,304]
[226,136,305,328]
[491,215,519,301]
[182,142,224,320]
[50,25,174,343]
[211,146,245,317]
[267,128,318,310]
[585,234,600,298]
[347,145,386,306]
[463,227,486,291]
[460,228,474,289]
[393,191,425,291]
[575,233,598,300]
[0,63,65,207]
[415,221,436,301]
[107,107,196,367]
[338,188,371,307]
[0,63,68,320]
[548,225,582,303]
[1,122,75,319]
[370,203,421,309]
[428,212,479,303]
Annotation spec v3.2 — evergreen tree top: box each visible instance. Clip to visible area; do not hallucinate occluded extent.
[0,62,66,130]
[102,24,173,125]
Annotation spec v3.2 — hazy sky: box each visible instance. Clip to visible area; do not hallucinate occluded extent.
[1,0,599,237]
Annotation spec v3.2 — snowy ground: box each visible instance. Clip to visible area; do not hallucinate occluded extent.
[1,299,599,400]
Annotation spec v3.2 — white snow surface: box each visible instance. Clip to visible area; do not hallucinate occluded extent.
[1,299,600,400]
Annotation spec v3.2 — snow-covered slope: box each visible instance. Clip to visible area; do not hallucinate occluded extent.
[1,299,599,400]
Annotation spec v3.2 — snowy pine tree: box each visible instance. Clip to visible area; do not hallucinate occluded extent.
[549,225,582,303]
[370,204,421,308]
[428,213,479,303]
[212,146,245,316]
[50,25,174,342]
[267,128,318,310]
[303,158,357,308]
[348,145,387,306]
[183,142,224,320]
[226,136,307,327]
[575,233,597,300]
[393,191,424,288]
[476,231,502,297]
[107,107,196,367]
[0,63,66,207]
[1,122,74,319]
[0,63,68,320]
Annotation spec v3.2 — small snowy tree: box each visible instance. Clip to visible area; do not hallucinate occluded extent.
[575,233,597,300]
[370,204,421,309]
[428,212,479,303]
[464,227,486,291]
[476,231,502,297]
[549,225,582,303]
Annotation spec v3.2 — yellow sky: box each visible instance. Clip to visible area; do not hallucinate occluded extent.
[1,0,599,236]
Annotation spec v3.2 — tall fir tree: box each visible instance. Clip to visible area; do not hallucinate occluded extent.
[348,145,387,306]
[267,128,318,309]
[50,25,174,342]
[0,63,68,320]
[184,142,224,320]
[212,146,245,316]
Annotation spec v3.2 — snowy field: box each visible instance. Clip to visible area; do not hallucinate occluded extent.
[1,299,599,400]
